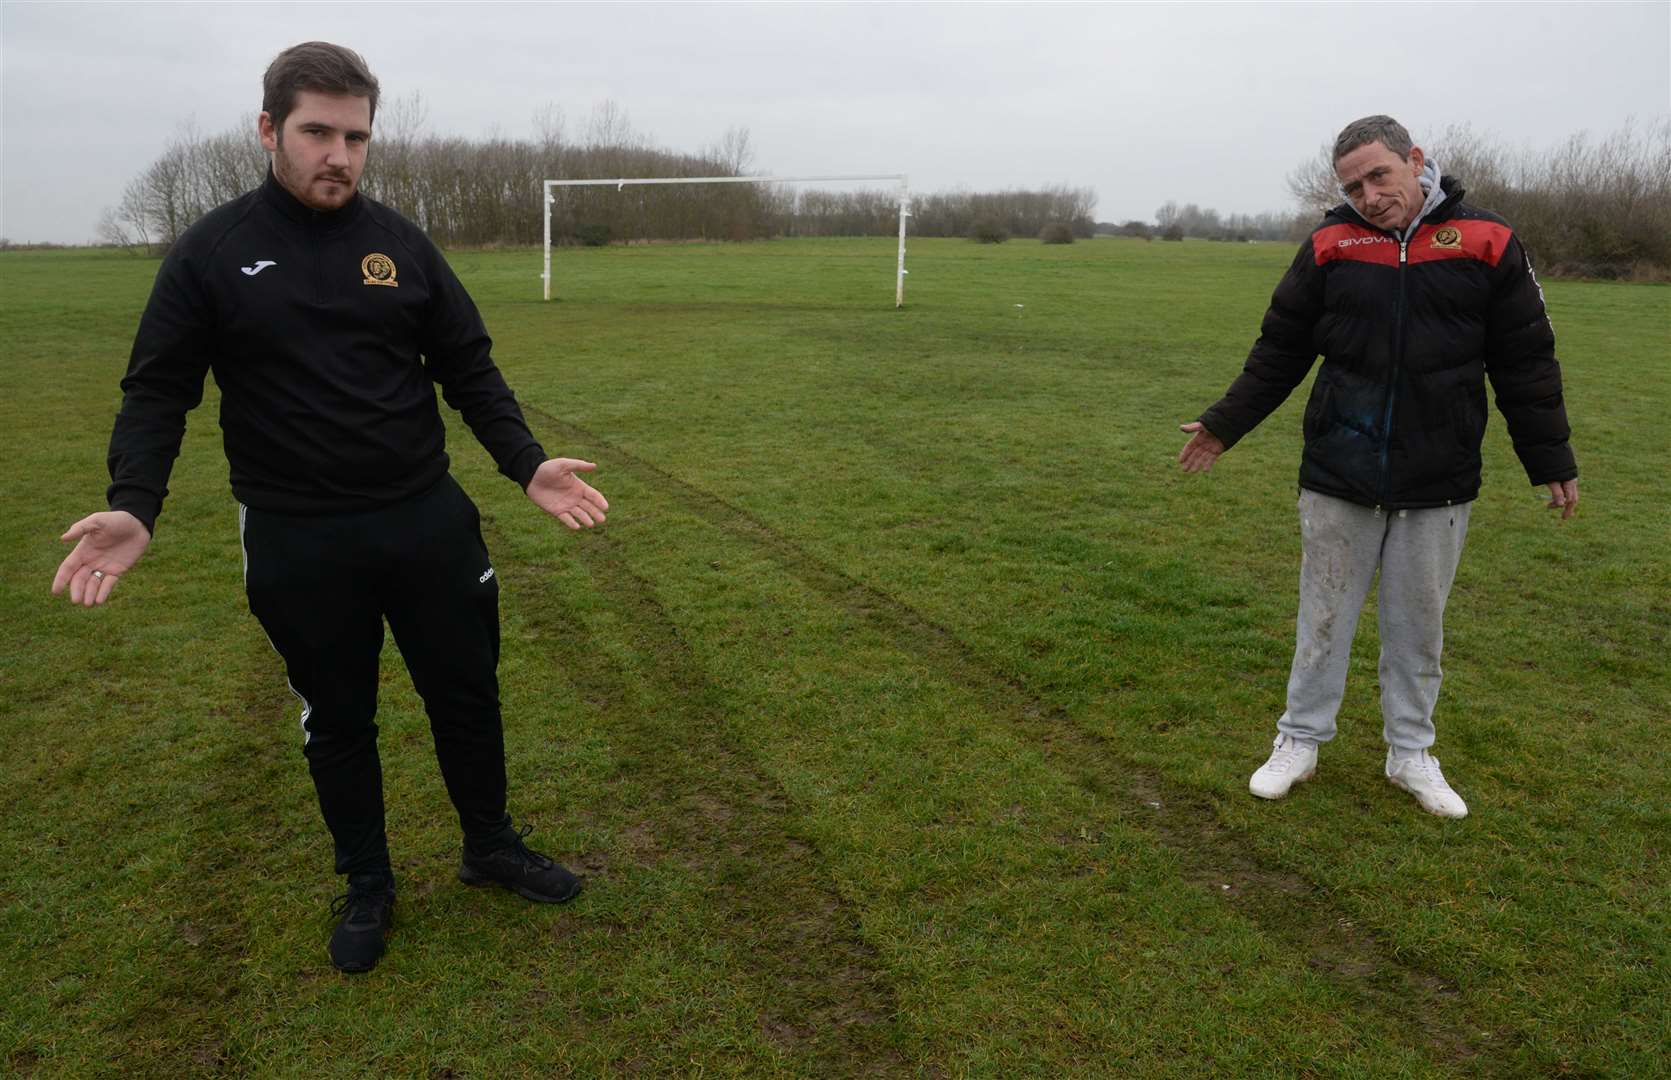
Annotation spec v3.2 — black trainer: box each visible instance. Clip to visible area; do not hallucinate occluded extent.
[458,822,583,903]
[328,871,395,973]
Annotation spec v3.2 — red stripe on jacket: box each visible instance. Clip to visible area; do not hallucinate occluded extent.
[1406,220,1512,267]
[1314,219,1513,268]
[1314,223,1400,266]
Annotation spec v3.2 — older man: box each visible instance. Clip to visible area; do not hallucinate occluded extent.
[51,42,609,972]
[1178,115,1578,819]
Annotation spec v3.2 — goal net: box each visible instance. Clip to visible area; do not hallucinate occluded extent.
[541,174,910,307]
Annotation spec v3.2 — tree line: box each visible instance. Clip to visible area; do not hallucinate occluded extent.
[97,98,764,250]
[99,101,1668,276]
[98,97,1095,251]
[1127,204,1308,243]
[778,187,1096,240]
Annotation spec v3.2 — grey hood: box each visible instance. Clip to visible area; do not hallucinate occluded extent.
[1398,158,1445,241]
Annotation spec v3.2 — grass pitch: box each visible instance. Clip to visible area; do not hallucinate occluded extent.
[2,237,1666,1077]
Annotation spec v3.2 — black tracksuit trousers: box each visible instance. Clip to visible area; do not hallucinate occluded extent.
[240,474,511,877]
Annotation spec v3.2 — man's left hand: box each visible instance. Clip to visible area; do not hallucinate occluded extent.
[526,458,608,530]
[1546,478,1579,521]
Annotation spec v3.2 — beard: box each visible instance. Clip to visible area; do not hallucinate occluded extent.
[272,142,359,211]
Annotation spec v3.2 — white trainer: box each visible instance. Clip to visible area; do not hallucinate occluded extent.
[1385,748,1468,819]
[1249,734,1318,800]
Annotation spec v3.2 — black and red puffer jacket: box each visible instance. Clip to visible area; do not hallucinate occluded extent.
[1198,176,1576,510]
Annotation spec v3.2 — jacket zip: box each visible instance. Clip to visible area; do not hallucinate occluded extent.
[1376,238,1409,507]
[310,212,326,306]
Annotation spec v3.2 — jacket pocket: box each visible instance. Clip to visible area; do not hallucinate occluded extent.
[1450,390,1485,454]
[1303,380,1334,447]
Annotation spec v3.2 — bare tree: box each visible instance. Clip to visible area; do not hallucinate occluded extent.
[1286,144,1338,217]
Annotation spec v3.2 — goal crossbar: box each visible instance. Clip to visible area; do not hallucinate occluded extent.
[541,173,911,307]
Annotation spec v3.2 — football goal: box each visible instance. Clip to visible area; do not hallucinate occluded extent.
[541,174,911,307]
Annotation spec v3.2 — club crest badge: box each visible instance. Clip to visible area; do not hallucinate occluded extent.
[1430,226,1462,251]
[361,253,398,287]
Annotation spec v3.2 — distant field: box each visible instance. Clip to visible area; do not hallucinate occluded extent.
[2,237,1666,1078]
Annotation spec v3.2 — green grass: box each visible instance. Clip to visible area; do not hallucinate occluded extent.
[2,237,1666,1077]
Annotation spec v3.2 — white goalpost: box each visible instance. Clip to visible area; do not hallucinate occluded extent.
[541,173,911,307]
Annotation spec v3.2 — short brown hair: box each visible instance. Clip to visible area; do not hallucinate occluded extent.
[262,42,380,132]
[1333,115,1414,163]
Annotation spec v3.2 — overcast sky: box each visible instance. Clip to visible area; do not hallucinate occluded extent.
[3,1,1667,243]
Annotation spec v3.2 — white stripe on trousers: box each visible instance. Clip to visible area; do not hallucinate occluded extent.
[240,503,316,744]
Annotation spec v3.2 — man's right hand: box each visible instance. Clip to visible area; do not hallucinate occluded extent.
[1177,421,1227,473]
[1545,478,1580,521]
[51,511,151,607]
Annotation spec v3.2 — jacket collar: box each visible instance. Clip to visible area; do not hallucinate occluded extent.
[1429,174,1466,218]
[260,168,365,231]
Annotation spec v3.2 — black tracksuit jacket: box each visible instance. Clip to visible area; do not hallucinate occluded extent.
[107,172,546,533]
[1198,176,1576,510]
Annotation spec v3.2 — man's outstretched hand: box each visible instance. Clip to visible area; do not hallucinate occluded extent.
[1177,421,1226,473]
[1545,478,1579,521]
[51,510,152,607]
[526,458,609,530]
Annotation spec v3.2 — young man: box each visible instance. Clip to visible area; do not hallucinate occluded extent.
[1178,115,1579,819]
[50,42,609,972]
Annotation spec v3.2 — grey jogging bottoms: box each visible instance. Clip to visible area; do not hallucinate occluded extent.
[1276,488,1472,751]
